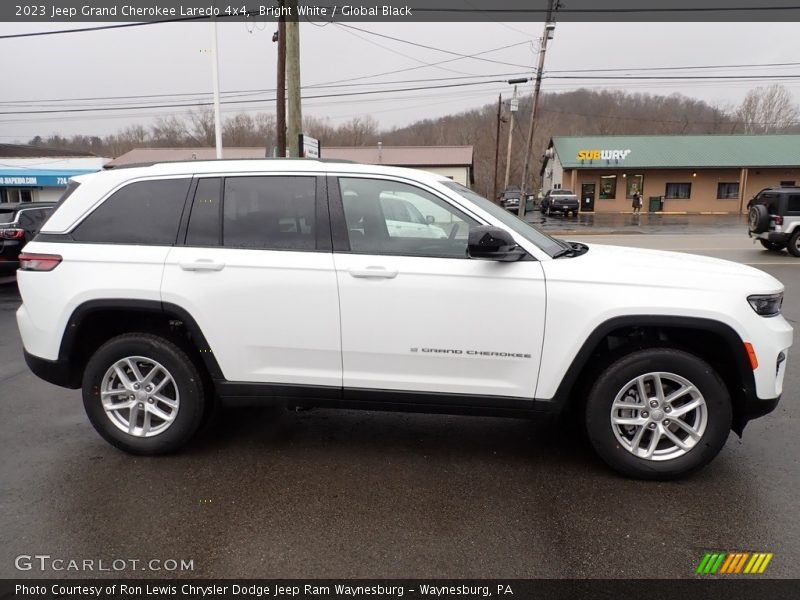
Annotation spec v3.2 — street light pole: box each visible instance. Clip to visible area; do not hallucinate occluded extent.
[210,18,223,159]
[503,84,519,191]
[518,0,557,217]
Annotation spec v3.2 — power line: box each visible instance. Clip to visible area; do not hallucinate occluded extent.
[0,79,517,116]
[335,23,534,70]
[0,72,531,109]
[0,17,202,39]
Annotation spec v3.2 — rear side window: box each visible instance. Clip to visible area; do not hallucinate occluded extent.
[787,194,800,213]
[223,176,316,250]
[72,179,190,245]
[186,178,222,246]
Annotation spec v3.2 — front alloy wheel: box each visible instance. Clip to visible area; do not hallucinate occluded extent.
[585,348,731,480]
[610,372,707,461]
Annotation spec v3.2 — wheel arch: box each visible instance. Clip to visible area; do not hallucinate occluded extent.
[549,315,757,435]
[57,299,223,388]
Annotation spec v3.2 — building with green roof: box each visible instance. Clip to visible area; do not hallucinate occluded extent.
[540,134,800,214]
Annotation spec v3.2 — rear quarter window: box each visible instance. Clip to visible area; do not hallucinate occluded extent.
[787,194,800,214]
[72,178,191,245]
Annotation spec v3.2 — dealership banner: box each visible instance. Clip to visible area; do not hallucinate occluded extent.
[2,0,800,23]
[3,579,800,600]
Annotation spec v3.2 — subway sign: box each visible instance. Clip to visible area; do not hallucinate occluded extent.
[577,149,632,161]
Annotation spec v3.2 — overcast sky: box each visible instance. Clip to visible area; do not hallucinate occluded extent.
[1,21,798,142]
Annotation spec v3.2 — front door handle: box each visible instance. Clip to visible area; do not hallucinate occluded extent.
[348,266,398,279]
[178,259,225,272]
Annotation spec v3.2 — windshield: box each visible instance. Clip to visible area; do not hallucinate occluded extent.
[441,181,566,257]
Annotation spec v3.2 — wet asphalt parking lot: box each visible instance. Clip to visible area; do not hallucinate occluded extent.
[1,230,798,580]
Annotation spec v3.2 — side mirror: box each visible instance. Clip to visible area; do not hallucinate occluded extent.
[467,226,526,262]
[425,215,435,225]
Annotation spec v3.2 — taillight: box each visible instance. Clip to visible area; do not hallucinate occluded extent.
[18,253,62,272]
[0,228,25,240]
[773,216,784,225]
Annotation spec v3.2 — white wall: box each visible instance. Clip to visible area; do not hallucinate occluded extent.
[415,166,470,186]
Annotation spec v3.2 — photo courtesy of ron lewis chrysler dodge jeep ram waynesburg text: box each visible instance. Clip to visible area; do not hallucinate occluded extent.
[15,160,792,480]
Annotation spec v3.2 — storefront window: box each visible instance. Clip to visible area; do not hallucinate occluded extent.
[599,175,617,199]
[625,175,644,199]
[665,183,692,199]
[717,182,739,199]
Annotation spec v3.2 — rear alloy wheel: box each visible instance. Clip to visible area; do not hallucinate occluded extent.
[788,230,800,258]
[585,348,731,480]
[759,239,786,252]
[82,333,207,454]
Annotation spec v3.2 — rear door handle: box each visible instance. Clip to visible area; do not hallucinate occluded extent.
[348,266,398,279]
[178,259,225,272]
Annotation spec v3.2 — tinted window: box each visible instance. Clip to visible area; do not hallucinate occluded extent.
[19,209,50,233]
[223,176,316,250]
[73,179,190,245]
[787,194,800,213]
[186,178,221,246]
[339,178,477,258]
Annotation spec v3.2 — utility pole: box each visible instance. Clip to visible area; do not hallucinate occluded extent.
[503,84,519,191]
[492,94,502,202]
[210,18,223,159]
[518,0,557,217]
[273,1,286,157]
[285,0,302,157]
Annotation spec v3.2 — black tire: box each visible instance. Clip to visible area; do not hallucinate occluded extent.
[585,348,732,480]
[82,333,207,455]
[788,230,800,258]
[748,204,769,233]
[759,239,786,252]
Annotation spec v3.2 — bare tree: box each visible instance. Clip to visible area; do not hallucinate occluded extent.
[735,85,800,134]
[186,107,216,146]
[151,116,187,146]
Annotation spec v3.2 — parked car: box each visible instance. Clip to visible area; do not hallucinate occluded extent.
[541,189,579,216]
[500,186,522,213]
[16,161,792,479]
[747,186,800,257]
[0,202,55,275]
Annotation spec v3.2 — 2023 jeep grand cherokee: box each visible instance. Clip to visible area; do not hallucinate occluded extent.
[16,160,792,479]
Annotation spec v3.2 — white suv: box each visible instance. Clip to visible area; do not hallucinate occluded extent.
[16,160,792,479]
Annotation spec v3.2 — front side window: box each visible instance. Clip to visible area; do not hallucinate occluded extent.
[339,178,476,258]
[223,176,316,250]
[72,178,190,245]
[442,181,566,257]
[665,183,692,199]
[717,182,739,199]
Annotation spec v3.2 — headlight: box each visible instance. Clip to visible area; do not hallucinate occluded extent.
[747,293,783,317]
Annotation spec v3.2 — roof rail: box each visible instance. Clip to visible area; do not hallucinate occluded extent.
[104,157,355,170]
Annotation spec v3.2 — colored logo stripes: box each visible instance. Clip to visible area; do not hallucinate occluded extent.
[696,552,774,574]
